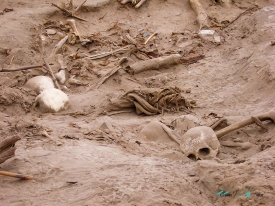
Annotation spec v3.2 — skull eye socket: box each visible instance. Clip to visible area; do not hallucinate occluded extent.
[187,154,196,160]
[199,147,210,156]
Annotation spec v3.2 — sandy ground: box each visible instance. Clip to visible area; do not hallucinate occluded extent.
[1,0,275,205]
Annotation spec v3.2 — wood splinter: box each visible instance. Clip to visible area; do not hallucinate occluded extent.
[51,3,87,21]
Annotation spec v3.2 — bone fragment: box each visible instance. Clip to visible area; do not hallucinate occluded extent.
[68,75,86,85]
[135,0,148,8]
[40,130,53,139]
[49,35,68,60]
[220,141,253,150]
[126,54,181,74]
[51,3,87,21]
[87,46,131,60]
[189,0,208,30]
[216,110,275,138]
[55,54,69,85]
[0,65,43,72]
[121,0,132,4]
[210,118,226,129]
[251,116,268,131]
[66,19,81,40]
[24,76,55,94]
[125,33,137,45]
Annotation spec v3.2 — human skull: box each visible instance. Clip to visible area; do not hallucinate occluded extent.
[35,88,70,113]
[180,126,220,160]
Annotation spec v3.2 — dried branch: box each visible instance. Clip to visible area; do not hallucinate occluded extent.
[74,0,87,13]
[0,171,33,180]
[42,57,61,90]
[87,46,132,60]
[0,65,43,72]
[51,3,87,21]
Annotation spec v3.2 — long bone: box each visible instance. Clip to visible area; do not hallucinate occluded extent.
[143,110,275,160]
[216,110,275,138]
[66,19,82,41]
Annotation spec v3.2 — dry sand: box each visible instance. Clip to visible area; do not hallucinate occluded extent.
[0,0,275,205]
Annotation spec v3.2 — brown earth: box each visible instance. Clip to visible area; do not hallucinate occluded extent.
[1,0,275,205]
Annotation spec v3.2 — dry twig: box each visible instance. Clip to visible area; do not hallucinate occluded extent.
[42,58,61,90]
[222,6,259,29]
[87,46,132,60]
[0,171,33,180]
[0,65,43,72]
[52,3,87,21]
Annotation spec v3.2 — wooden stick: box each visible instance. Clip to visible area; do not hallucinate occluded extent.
[0,65,43,72]
[0,171,33,180]
[42,57,61,90]
[51,3,87,21]
[135,0,148,8]
[74,0,87,13]
[126,54,181,74]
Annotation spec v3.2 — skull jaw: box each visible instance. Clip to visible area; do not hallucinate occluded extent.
[180,126,220,161]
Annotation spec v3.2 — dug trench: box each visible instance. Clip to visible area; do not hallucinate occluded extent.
[0,0,275,205]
